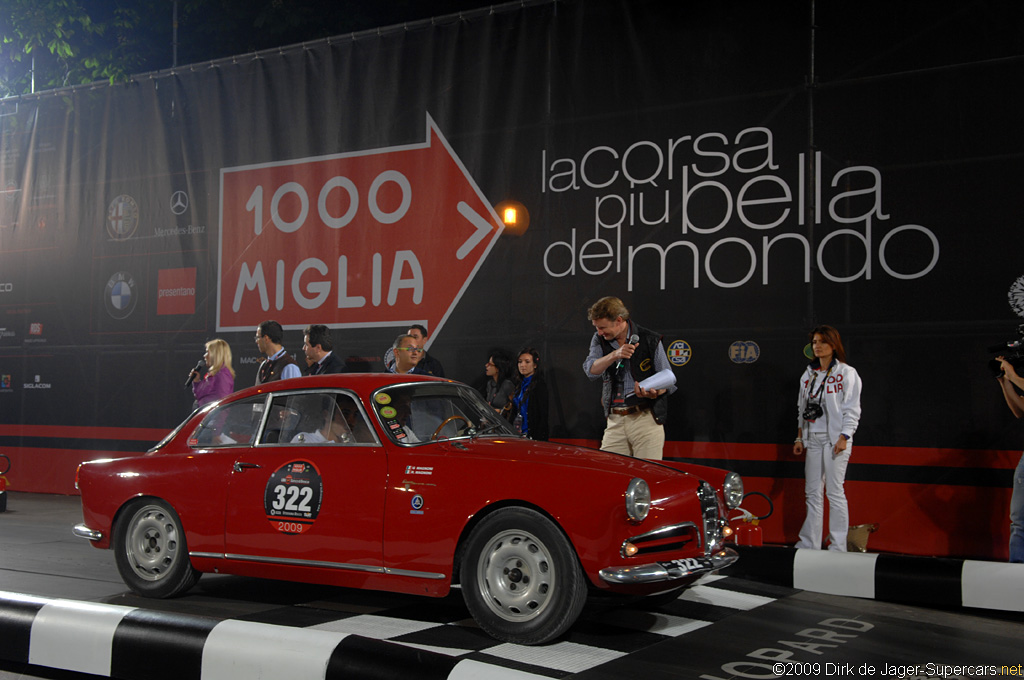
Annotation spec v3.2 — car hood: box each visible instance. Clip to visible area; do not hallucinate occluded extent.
[446,437,700,485]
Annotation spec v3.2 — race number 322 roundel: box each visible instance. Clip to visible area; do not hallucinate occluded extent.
[264,460,324,535]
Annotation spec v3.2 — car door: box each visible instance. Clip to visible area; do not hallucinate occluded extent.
[223,390,388,576]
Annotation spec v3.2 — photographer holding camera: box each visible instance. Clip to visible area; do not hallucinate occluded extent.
[793,325,863,552]
[995,355,1024,563]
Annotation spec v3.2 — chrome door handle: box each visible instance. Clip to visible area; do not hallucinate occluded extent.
[232,462,262,472]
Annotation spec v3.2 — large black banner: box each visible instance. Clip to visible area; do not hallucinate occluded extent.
[2,0,1023,556]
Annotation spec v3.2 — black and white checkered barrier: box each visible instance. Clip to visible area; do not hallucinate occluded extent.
[0,591,542,680]
[727,546,1024,612]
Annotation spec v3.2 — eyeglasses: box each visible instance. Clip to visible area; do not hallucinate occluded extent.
[397,347,424,353]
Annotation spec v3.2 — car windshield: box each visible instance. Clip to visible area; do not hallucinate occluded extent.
[370,382,519,444]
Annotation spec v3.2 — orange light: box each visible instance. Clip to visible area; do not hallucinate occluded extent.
[495,200,530,236]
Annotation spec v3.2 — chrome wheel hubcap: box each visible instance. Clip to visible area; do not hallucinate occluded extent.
[125,505,180,581]
[476,529,554,622]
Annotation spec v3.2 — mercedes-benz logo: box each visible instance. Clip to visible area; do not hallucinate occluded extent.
[170,190,189,215]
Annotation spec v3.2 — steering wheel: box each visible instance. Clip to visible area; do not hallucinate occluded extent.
[432,415,471,440]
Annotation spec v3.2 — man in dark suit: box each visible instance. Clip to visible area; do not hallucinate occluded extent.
[303,324,347,375]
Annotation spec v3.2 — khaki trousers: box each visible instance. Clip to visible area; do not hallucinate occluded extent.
[600,409,665,460]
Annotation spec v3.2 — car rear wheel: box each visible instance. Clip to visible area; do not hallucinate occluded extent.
[461,507,586,645]
[113,499,200,598]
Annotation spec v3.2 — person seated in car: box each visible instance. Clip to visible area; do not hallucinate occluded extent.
[291,404,353,444]
[390,392,422,442]
[339,403,374,443]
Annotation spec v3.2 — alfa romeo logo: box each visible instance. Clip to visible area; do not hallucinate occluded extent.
[107,194,139,240]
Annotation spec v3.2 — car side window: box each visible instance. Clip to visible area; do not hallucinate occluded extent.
[189,396,265,447]
[263,392,375,445]
[374,386,480,443]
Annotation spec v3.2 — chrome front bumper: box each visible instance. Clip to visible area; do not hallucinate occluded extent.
[598,547,739,585]
[72,524,103,541]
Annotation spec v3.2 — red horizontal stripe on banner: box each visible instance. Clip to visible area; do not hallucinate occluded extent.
[553,439,1021,470]
[0,425,170,441]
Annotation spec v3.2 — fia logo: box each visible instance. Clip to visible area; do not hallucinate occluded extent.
[729,341,760,364]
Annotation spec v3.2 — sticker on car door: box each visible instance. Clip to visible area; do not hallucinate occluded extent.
[264,460,324,534]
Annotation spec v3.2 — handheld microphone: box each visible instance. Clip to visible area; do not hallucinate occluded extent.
[615,334,640,370]
[184,360,204,388]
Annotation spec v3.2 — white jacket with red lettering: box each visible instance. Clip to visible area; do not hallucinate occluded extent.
[796,359,863,447]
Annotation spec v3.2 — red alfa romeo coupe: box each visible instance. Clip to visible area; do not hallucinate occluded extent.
[75,373,742,645]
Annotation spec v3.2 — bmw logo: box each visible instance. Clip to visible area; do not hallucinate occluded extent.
[104,271,137,320]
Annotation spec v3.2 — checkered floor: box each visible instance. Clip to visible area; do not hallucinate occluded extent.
[221,574,797,678]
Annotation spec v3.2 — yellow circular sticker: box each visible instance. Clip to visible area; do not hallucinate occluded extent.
[375,393,392,405]
[380,406,397,418]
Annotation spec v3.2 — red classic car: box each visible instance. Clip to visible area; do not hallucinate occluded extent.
[74,373,742,645]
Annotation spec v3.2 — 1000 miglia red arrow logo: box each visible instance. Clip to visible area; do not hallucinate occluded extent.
[217,113,504,342]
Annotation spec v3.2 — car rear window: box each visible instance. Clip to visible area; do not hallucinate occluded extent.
[188,395,265,447]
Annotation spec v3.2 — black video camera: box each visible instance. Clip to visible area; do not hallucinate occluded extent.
[988,325,1024,378]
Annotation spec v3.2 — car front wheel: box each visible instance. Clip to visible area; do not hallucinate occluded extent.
[113,499,201,598]
[461,507,586,645]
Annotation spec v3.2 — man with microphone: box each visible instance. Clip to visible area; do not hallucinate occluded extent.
[583,296,676,460]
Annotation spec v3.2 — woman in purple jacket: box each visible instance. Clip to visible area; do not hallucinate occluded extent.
[192,339,236,407]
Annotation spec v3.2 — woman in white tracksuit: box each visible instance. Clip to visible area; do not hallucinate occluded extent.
[793,325,863,551]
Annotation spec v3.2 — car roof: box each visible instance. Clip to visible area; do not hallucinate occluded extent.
[234,372,455,402]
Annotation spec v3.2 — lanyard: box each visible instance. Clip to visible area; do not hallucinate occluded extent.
[807,360,836,401]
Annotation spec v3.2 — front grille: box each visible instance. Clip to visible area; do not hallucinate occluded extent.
[621,522,699,558]
[697,481,725,554]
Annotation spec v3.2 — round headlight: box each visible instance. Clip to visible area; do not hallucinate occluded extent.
[722,471,744,509]
[625,477,651,522]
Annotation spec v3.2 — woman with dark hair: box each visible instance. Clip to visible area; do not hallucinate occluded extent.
[510,347,549,441]
[793,325,863,551]
[483,350,515,413]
